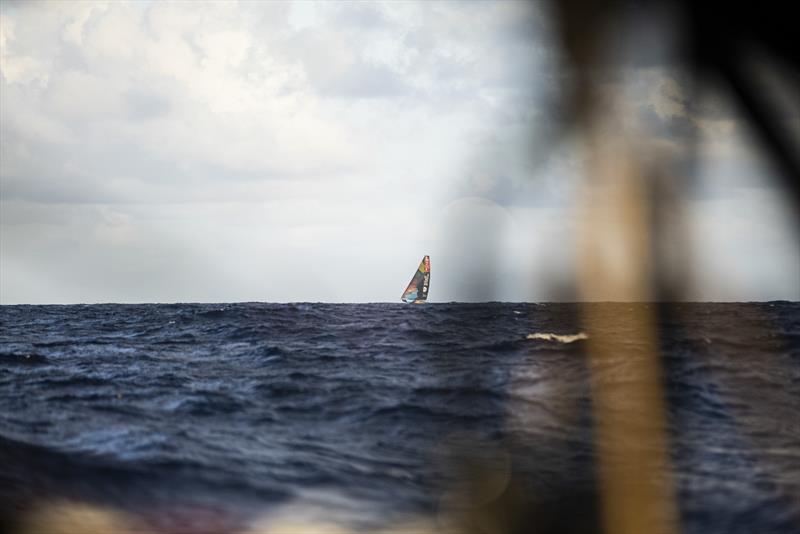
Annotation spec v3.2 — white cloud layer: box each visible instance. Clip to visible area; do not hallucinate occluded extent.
[1,1,797,303]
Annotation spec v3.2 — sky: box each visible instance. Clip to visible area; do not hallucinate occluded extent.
[1,1,798,303]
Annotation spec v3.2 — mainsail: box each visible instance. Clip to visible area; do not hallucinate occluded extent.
[401,255,430,303]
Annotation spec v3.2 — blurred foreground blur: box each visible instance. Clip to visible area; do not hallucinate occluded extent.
[561,1,798,532]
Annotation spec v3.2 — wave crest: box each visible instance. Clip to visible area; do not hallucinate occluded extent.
[526,332,588,343]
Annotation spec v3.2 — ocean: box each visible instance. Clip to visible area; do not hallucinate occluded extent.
[1,302,798,533]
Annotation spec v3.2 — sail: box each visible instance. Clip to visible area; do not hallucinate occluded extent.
[401,255,430,303]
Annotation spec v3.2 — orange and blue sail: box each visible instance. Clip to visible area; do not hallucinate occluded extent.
[401,255,430,303]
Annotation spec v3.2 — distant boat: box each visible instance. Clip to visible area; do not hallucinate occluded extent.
[401,255,430,303]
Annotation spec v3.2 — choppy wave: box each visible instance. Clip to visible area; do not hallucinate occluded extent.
[1,302,799,533]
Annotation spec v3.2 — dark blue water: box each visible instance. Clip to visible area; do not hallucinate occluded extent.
[1,302,798,533]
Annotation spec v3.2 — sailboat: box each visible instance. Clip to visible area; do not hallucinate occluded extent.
[401,255,430,303]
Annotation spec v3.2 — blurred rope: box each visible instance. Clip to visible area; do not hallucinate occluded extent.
[549,1,799,533]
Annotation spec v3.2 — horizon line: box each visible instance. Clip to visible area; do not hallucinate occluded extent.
[2,300,798,306]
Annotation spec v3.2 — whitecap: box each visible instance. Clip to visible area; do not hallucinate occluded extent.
[526,332,588,343]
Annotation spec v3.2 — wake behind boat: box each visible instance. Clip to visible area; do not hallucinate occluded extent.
[401,255,430,303]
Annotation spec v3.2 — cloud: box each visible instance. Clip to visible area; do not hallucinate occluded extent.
[0,1,796,303]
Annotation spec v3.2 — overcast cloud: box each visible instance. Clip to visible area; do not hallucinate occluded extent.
[1,1,797,303]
